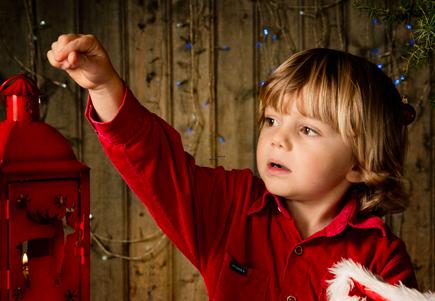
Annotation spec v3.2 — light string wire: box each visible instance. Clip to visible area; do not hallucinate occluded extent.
[91,229,168,261]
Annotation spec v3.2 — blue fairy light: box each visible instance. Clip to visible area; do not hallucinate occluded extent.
[400,74,406,81]
[394,79,401,86]
[377,63,383,69]
[185,42,192,49]
[372,18,380,25]
[371,48,380,55]
[176,80,186,87]
[263,27,270,36]
[221,45,230,51]
[217,136,225,143]
[186,127,193,134]
[256,41,262,48]
[272,34,278,41]
[409,39,415,46]
[405,23,413,30]
[259,80,266,87]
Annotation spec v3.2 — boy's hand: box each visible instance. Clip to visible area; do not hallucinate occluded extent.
[47,34,120,91]
[47,34,124,122]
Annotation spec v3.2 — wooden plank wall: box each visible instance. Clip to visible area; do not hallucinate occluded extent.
[0,0,433,300]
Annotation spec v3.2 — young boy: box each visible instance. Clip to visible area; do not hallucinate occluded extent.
[48,34,417,301]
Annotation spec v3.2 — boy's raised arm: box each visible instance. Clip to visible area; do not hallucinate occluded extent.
[47,34,123,122]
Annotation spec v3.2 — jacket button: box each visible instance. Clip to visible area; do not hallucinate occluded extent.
[294,245,303,256]
[287,295,297,301]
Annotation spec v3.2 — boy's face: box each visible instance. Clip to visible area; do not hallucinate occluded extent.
[256,95,358,205]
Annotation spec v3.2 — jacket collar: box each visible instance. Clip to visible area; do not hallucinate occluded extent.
[247,190,387,237]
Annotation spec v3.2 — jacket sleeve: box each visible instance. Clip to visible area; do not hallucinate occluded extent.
[85,85,253,272]
[378,237,418,288]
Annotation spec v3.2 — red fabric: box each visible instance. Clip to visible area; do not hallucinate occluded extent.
[85,87,417,301]
[351,279,389,301]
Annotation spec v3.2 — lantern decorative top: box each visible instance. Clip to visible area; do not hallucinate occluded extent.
[0,74,75,162]
[0,74,40,122]
[0,74,40,97]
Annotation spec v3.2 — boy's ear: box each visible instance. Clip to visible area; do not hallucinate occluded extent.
[346,165,364,183]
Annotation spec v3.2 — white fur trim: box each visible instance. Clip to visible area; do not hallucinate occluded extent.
[327,258,435,301]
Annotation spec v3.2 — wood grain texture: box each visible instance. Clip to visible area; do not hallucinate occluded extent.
[1,0,433,299]
[0,0,30,119]
[171,0,212,299]
[216,0,256,171]
[126,0,172,300]
[78,0,129,300]
[0,0,31,80]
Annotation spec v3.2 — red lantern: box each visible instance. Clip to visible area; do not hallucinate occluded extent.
[0,74,90,301]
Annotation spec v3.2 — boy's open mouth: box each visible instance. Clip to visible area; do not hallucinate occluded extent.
[268,161,291,171]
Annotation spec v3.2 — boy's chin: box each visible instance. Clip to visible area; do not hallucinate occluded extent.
[263,181,292,198]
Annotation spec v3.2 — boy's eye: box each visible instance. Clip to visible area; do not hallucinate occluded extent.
[265,117,277,127]
[301,126,319,136]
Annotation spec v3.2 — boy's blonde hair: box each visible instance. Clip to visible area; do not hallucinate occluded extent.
[259,48,409,216]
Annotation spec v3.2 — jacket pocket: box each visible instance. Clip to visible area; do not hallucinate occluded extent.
[212,252,269,301]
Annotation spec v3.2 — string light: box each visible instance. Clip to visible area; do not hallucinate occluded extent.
[175,80,187,87]
[221,45,230,51]
[377,63,383,69]
[89,216,168,261]
[356,0,434,76]
[217,45,230,51]
[263,27,270,36]
[176,21,189,28]
[217,136,225,144]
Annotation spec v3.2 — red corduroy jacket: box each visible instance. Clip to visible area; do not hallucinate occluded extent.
[86,87,417,301]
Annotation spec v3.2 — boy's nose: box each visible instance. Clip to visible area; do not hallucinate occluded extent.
[271,131,291,150]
